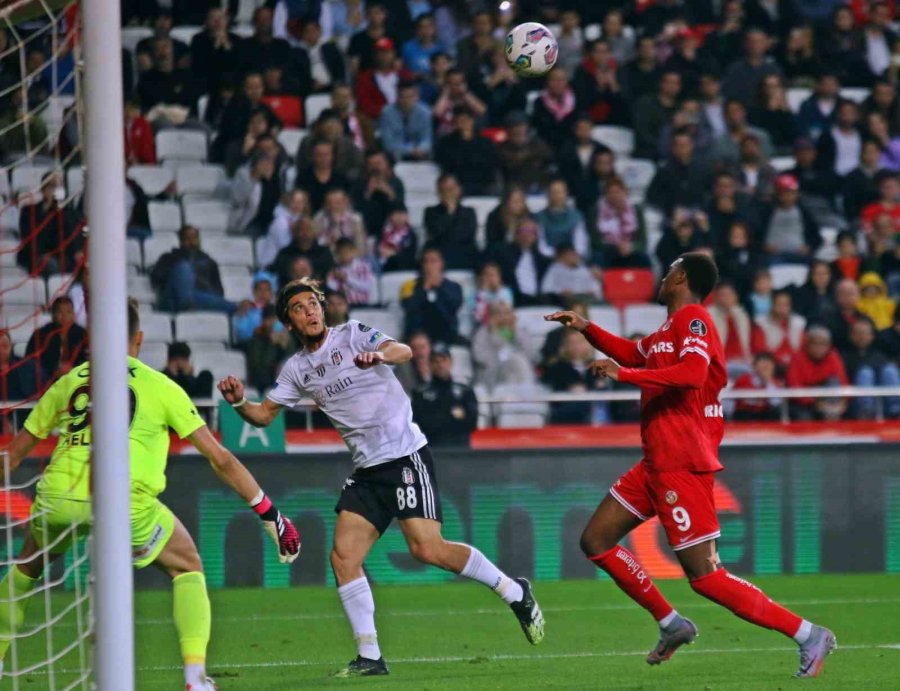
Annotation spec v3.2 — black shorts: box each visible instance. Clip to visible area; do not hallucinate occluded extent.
[335,445,443,534]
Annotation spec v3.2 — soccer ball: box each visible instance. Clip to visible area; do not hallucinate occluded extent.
[505,22,558,77]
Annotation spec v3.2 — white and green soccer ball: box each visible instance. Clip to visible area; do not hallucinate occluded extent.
[505,22,559,77]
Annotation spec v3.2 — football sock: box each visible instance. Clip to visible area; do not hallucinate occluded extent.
[172,571,211,684]
[0,566,39,660]
[690,568,804,639]
[459,546,524,604]
[337,576,381,660]
[589,546,675,622]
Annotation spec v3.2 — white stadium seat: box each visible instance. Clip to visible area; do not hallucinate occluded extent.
[140,312,173,343]
[142,232,178,268]
[464,196,499,229]
[206,237,254,267]
[155,130,208,163]
[121,26,152,54]
[491,383,549,428]
[169,25,202,44]
[591,126,635,156]
[129,165,176,197]
[450,345,473,384]
[3,309,50,346]
[349,308,402,339]
[0,276,46,306]
[515,306,562,363]
[193,348,247,383]
[126,237,142,269]
[770,156,795,173]
[139,342,169,370]
[770,263,810,290]
[175,164,226,198]
[221,271,252,302]
[148,201,183,234]
[622,304,667,337]
[183,199,230,235]
[304,93,331,125]
[46,273,73,300]
[127,274,156,305]
[65,167,84,196]
[394,162,440,194]
[278,128,307,156]
[11,165,52,196]
[379,270,417,306]
[787,87,812,113]
[0,238,18,267]
[588,306,622,337]
[615,158,656,195]
[174,311,231,343]
[840,87,869,103]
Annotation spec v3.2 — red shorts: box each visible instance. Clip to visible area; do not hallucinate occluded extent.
[609,461,720,551]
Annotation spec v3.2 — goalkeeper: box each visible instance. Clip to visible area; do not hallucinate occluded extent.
[0,299,300,690]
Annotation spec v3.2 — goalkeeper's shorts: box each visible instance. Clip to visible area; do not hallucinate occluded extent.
[30,492,176,570]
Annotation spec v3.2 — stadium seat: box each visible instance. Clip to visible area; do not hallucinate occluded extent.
[602,268,656,306]
[464,196,498,230]
[450,345,473,384]
[42,95,74,137]
[591,126,635,156]
[127,274,156,305]
[770,156,795,173]
[379,270,417,306]
[139,342,168,370]
[263,95,303,127]
[840,87,869,103]
[46,273,73,300]
[126,237,142,269]
[188,342,227,358]
[770,263,809,290]
[221,271,252,302]
[786,87,812,113]
[121,26,152,54]
[515,306,562,362]
[0,276,46,306]
[129,166,176,197]
[490,383,549,427]
[0,237,18,267]
[472,384,492,428]
[140,312,173,343]
[147,201,183,234]
[394,162,440,194]
[588,305,622,336]
[525,90,540,114]
[584,23,602,40]
[183,199,230,235]
[175,164,226,198]
[615,158,656,196]
[155,130,208,163]
[193,348,247,384]
[0,205,18,233]
[277,128,307,157]
[524,195,545,213]
[349,308,402,338]
[65,167,84,196]
[142,232,178,268]
[170,25,202,44]
[622,304,667,337]
[3,308,50,346]
[304,93,331,126]
[445,270,476,301]
[174,311,231,343]
[206,237,254,267]
[11,164,52,196]
[196,94,209,122]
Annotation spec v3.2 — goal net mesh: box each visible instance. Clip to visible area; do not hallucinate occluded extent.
[0,0,93,688]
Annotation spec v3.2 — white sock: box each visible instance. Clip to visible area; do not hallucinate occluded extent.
[184,663,205,688]
[658,610,679,629]
[793,619,813,645]
[337,576,381,661]
[459,546,524,604]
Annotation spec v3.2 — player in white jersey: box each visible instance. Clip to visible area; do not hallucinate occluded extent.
[217,278,544,677]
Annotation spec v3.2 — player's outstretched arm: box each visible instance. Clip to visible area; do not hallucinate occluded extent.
[611,354,708,390]
[188,425,300,563]
[1,429,39,476]
[354,340,412,369]
[217,375,282,428]
[545,311,646,367]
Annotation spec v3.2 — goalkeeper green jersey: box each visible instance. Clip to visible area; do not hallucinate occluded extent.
[24,356,205,500]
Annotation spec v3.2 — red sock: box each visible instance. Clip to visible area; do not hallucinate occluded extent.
[690,568,802,638]
[590,546,674,622]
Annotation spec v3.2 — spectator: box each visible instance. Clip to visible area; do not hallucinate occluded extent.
[213,72,281,164]
[556,8,585,75]
[778,25,821,84]
[25,296,88,388]
[704,172,759,250]
[325,289,350,326]
[297,109,364,181]
[353,148,405,237]
[0,88,46,162]
[657,98,716,161]
[753,289,807,368]
[789,136,840,209]
[841,316,900,418]
[268,216,333,285]
[295,19,346,94]
[434,106,498,196]
[0,329,37,404]
[237,6,293,76]
[786,326,849,421]
[287,256,315,282]
[454,10,494,76]
[593,177,650,268]
[749,267,775,318]
[749,73,798,152]
[876,304,900,359]
[162,342,214,398]
[17,172,82,276]
[294,139,350,212]
[578,147,618,214]
[471,302,535,389]
[709,280,754,369]
[832,231,862,281]
[227,150,280,236]
[123,100,156,165]
[712,99,774,166]
[840,139,881,222]
[796,72,841,140]
[471,261,514,327]
[496,110,555,192]
[620,35,660,104]
[136,35,199,114]
[402,13,444,76]
[469,44,529,128]
[816,99,862,177]
[233,272,282,344]
[432,67,487,137]
[541,328,607,424]
[721,28,783,108]
[347,2,389,73]
[655,216,702,270]
[536,178,590,260]
[494,219,552,306]
[245,303,291,392]
[602,8,635,64]
[732,352,784,421]
[313,187,367,255]
[486,186,533,246]
[223,109,273,176]
[646,130,708,214]
[135,13,189,74]
[377,201,418,271]
[401,246,463,343]
[540,243,601,304]
[865,111,900,171]
[558,114,607,213]
[861,170,900,233]
[151,226,234,314]
[861,80,900,136]
[733,134,777,203]
[862,1,898,82]
[326,237,376,305]
[719,221,764,299]
[189,7,240,96]
[699,72,727,138]
[573,39,627,125]
[793,260,839,325]
[423,173,477,270]
[411,343,478,446]
[379,80,433,161]
[761,174,821,263]
[857,271,897,329]
[632,70,682,160]
[257,189,310,269]
[821,5,867,86]
[420,50,452,105]
[355,37,414,122]
[532,68,578,151]
[828,278,868,353]
[330,83,366,149]
[394,329,432,395]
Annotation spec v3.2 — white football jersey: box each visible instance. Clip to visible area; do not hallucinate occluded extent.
[267,320,427,468]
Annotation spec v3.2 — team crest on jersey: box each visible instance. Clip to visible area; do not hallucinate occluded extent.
[666,490,678,505]
[358,323,372,333]
[315,364,326,378]
[401,467,415,486]
[689,319,708,336]
[331,348,343,366]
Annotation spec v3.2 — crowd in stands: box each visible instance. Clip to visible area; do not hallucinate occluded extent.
[1,0,900,434]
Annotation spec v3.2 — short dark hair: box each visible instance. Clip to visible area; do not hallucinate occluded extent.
[128,297,140,339]
[677,252,719,300]
[50,295,74,312]
[334,237,356,251]
[754,351,775,365]
[168,341,191,360]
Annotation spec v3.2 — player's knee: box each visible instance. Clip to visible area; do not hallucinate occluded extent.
[330,547,359,581]
[579,527,611,557]
[407,539,441,566]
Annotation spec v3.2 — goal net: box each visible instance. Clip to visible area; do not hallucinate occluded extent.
[0,0,93,688]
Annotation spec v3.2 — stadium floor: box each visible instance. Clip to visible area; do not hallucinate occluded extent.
[16,574,900,689]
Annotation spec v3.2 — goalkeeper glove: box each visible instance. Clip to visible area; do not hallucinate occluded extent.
[251,492,301,563]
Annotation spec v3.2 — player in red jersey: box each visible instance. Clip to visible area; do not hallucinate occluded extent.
[546,253,836,678]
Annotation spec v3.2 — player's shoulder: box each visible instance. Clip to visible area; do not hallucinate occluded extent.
[132,358,189,398]
[47,361,91,397]
[673,303,713,336]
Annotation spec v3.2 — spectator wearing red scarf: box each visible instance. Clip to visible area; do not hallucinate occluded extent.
[733,352,784,421]
[753,290,807,368]
[786,326,849,420]
[573,39,626,125]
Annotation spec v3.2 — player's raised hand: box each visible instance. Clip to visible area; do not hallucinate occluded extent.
[354,351,384,369]
[544,310,588,332]
[217,375,245,404]
[590,359,620,381]
[252,494,301,564]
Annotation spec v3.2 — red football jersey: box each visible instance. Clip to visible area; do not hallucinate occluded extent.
[620,304,727,473]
